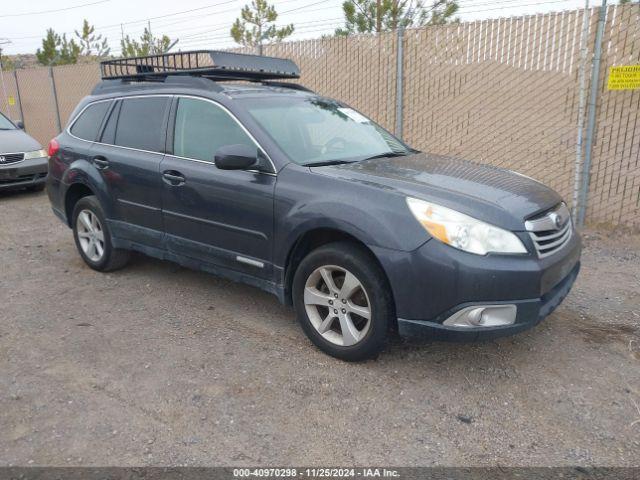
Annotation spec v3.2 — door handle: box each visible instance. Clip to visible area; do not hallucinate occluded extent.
[162,170,185,185]
[92,156,109,169]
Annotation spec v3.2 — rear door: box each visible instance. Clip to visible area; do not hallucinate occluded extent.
[160,96,276,279]
[96,95,171,247]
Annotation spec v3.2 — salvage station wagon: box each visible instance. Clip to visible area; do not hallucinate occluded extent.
[46,51,581,360]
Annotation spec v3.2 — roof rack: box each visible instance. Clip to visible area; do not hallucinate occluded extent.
[100,50,300,82]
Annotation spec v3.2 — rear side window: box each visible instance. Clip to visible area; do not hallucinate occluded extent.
[115,97,170,152]
[70,101,111,141]
[173,97,255,162]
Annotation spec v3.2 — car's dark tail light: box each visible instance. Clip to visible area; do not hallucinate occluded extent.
[47,138,60,157]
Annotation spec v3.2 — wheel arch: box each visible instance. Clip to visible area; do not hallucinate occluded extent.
[283,227,395,318]
[61,160,113,227]
[64,183,96,227]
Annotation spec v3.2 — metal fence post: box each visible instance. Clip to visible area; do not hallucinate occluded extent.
[577,0,607,227]
[572,1,591,221]
[13,70,25,129]
[48,66,62,134]
[395,23,405,139]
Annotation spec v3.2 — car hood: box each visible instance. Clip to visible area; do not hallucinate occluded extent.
[311,152,563,231]
[0,129,41,153]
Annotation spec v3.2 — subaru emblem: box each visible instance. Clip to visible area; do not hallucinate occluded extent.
[549,212,563,229]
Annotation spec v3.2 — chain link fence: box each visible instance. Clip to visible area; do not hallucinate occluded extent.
[1,4,638,228]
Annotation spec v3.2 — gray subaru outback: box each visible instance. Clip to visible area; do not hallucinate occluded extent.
[45,51,581,361]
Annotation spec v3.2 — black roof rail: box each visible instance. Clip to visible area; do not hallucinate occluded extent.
[100,50,300,82]
[91,75,225,95]
[261,81,314,93]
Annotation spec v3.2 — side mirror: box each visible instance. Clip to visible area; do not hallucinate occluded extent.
[15,121,24,130]
[214,144,261,171]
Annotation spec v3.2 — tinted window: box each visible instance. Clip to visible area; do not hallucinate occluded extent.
[173,97,255,161]
[115,97,169,152]
[100,101,120,144]
[70,101,110,141]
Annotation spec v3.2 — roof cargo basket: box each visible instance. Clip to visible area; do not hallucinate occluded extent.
[100,50,300,82]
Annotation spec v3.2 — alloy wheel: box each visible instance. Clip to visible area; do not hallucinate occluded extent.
[76,209,105,262]
[303,265,371,346]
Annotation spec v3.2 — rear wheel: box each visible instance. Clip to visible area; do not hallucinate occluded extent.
[72,195,129,272]
[292,242,393,361]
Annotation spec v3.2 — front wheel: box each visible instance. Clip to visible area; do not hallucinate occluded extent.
[292,242,394,361]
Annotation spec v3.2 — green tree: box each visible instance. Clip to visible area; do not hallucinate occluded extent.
[59,35,81,63]
[36,29,59,65]
[75,19,110,57]
[0,54,15,71]
[36,28,81,66]
[120,28,172,57]
[231,0,294,54]
[335,0,458,36]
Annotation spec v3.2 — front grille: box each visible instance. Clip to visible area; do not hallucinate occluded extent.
[525,203,573,258]
[0,153,25,165]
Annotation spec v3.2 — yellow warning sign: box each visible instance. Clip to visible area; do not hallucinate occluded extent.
[7,96,15,106]
[607,65,640,90]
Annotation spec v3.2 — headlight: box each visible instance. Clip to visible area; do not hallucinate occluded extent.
[406,197,527,255]
[24,149,48,160]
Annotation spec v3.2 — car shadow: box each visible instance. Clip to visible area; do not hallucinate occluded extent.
[117,251,555,368]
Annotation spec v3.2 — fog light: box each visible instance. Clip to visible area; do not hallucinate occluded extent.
[443,304,517,328]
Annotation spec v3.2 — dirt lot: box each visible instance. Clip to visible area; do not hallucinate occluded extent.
[1,190,639,467]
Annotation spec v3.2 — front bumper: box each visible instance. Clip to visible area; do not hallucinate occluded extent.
[0,157,48,191]
[371,228,581,341]
[397,261,579,341]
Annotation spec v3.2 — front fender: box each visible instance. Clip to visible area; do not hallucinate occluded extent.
[273,165,429,268]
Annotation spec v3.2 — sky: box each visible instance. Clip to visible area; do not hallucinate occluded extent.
[0,0,601,56]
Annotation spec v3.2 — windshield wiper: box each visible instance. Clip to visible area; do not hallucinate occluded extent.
[362,151,410,161]
[305,159,358,167]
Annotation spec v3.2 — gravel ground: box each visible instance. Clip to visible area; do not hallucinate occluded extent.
[1,189,639,467]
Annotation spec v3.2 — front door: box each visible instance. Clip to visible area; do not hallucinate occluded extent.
[160,96,276,279]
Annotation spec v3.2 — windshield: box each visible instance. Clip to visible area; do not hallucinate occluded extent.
[241,97,411,165]
[0,113,16,130]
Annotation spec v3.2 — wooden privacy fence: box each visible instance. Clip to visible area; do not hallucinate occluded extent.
[1,5,638,228]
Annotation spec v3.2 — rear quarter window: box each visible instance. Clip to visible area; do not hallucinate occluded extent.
[70,101,111,141]
[99,100,120,144]
[114,97,170,152]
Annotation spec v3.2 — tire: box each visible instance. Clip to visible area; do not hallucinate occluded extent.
[72,195,130,272]
[292,241,394,361]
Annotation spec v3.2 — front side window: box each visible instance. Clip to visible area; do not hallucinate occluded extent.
[70,101,111,141]
[240,97,410,165]
[0,113,16,130]
[115,97,170,152]
[173,97,256,162]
